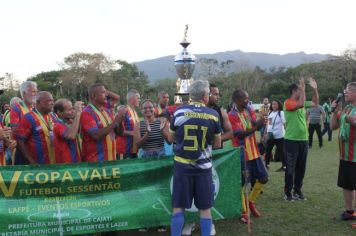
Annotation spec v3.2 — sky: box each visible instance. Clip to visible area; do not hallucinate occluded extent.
[1,0,356,81]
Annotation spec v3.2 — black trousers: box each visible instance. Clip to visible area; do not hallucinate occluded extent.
[308,123,323,147]
[284,140,308,193]
[265,137,285,167]
[321,122,332,141]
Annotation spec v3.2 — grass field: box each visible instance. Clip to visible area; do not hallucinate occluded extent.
[120,131,355,236]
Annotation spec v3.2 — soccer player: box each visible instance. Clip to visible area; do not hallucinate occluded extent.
[0,103,10,124]
[168,80,222,236]
[117,89,141,159]
[10,81,37,130]
[228,89,268,222]
[155,91,170,117]
[53,99,83,163]
[0,126,16,166]
[2,97,22,127]
[284,77,318,201]
[80,84,126,162]
[16,91,55,164]
[259,97,270,136]
[330,82,356,225]
[10,81,37,164]
[155,91,176,118]
[182,83,232,236]
[321,98,332,142]
[208,83,233,143]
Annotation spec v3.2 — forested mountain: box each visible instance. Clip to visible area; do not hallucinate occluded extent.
[134,50,331,82]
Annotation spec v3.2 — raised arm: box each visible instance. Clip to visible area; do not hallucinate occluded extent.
[308,77,319,107]
[64,101,82,140]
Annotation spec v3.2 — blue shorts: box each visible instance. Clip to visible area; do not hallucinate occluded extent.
[172,169,213,210]
[241,156,268,185]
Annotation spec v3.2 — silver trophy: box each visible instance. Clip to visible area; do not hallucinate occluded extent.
[174,25,195,104]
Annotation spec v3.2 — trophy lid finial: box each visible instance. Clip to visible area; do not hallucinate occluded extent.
[180,24,190,48]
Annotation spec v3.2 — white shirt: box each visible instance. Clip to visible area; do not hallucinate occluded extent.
[267,111,286,139]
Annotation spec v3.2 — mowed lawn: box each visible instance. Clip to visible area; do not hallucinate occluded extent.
[119,131,355,236]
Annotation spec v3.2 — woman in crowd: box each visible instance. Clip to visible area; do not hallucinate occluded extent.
[135,99,170,158]
[265,100,286,171]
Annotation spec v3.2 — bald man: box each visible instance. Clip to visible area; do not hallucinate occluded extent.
[16,91,55,164]
[80,84,126,162]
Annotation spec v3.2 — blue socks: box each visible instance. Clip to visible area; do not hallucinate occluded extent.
[170,212,184,236]
[200,218,212,236]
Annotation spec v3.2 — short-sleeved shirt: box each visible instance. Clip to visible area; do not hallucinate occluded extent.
[16,110,55,164]
[307,105,325,124]
[117,106,139,154]
[338,104,356,162]
[54,120,81,164]
[10,101,32,129]
[323,102,331,123]
[267,111,286,139]
[170,102,221,173]
[284,99,312,141]
[228,107,260,161]
[80,104,116,162]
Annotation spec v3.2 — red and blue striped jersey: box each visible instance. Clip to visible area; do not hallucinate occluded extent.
[54,120,81,164]
[80,104,116,162]
[16,111,55,164]
[117,106,139,154]
[10,101,32,129]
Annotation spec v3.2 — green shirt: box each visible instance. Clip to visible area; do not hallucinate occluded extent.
[322,102,331,123]
[284,99,312,141]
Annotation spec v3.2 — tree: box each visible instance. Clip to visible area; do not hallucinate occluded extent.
[0,89,19,106]
[59,52,117,101]
[106,60,149,104]
[28,70,62,98]
[0,73,20,91]
[147,78,177,104]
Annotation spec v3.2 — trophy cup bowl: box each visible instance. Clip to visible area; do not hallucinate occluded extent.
[174,50,196,82]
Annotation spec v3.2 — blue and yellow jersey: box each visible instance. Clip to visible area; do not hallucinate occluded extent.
[170,102,221,172]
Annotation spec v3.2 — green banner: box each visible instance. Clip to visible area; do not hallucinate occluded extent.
[0,147,241,235]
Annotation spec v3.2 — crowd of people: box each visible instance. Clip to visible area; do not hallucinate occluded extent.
[0,78,355,235]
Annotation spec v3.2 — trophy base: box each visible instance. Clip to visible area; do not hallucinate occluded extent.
[174,94,190,105]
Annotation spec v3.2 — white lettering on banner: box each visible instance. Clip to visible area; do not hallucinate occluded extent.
[8,222,45,230]
[110,221,128,228]
[93,216,112,223]
[0,231,29,236]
